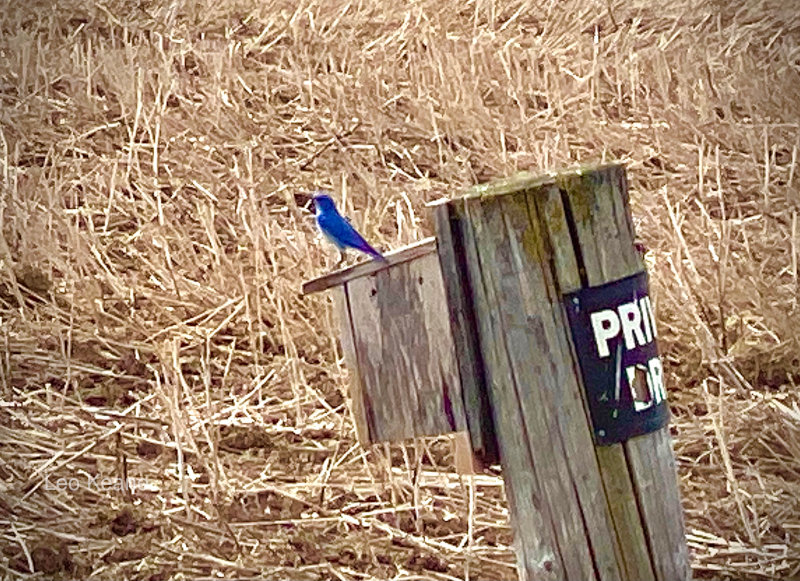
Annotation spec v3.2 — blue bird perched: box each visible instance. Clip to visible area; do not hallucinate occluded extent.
[312,191,387,265]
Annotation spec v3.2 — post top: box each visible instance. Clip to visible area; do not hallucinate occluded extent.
[426,162,624,206]
[301,237,437,295]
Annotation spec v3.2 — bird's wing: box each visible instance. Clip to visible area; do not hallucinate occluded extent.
[318,212,372,250]
[317,208,385,260]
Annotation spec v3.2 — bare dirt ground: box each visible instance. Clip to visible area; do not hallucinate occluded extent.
[2,0,800,579]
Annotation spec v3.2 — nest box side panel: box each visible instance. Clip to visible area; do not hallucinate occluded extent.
[342,252,466,443]
[407,253,467,435]
[333,287,373,444]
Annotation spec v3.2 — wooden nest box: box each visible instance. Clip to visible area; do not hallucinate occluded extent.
[302,236,498,467]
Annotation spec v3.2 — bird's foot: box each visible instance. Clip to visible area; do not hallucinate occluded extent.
[335,252,346,268]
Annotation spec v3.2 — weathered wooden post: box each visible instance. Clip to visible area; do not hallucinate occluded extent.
[302,163,691,581]
[434,163,689,581]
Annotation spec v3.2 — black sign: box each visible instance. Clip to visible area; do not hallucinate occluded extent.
[563,271,669,445]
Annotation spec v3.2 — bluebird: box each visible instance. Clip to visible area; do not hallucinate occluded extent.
[312,192,387,265]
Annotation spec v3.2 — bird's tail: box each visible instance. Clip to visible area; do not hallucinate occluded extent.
[365,244,388,263]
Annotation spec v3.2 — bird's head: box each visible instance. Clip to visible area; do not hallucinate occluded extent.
[312,191,337,214]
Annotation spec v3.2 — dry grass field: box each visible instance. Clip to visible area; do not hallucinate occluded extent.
[2,0,800,578]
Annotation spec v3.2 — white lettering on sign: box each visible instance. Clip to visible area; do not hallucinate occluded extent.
[648,357,666,403]
[590,310,621,358]
[618,302,645,350]
[590,295,657,358]
[624,357,667,412]
[640,297,654,341]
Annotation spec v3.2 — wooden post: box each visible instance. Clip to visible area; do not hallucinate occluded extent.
[433,163,691,581]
